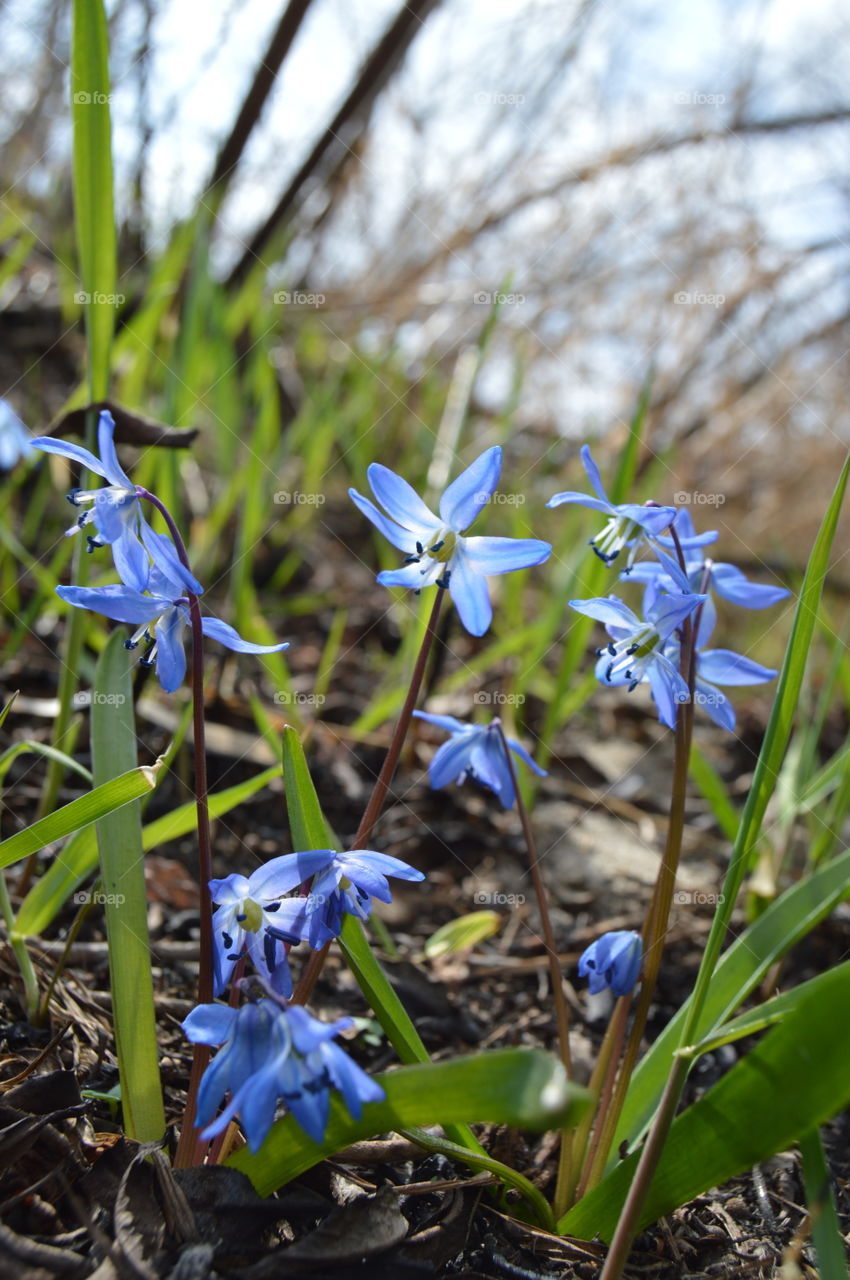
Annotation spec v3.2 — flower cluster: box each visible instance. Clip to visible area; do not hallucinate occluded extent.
[556,448,789,730]
[183,997,384,1151]
[31,411,289,690]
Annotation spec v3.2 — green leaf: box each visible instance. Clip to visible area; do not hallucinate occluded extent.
[13,765,281,939]
[561,961,850,1241]
[424,911,501,959]
[0,741,92,789]
[688,742,739,843]
[614,844,850,1159]
[71,0,116,400]
[281,727,484,1157]
[0,761,160,870]
[0,691,19,730]
[676,453,850,1052]
[91,631,164,1141]
[229,1049,589,1212]
[798,1128,848,1280]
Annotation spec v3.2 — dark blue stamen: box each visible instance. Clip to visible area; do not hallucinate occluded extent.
[436,570,451,589]
[221,931,233,949]
[429,540,444,553]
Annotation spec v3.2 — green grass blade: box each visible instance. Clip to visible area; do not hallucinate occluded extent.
[71,0,116,400]
[688,742,739,842]
[562,961,850,1241]
[798,1129,848,1280]
[614,843,850,1158]
[13,766,281,939]
[91,631,164,1141]
[229,1049,589,1207]
[0,762,160,870]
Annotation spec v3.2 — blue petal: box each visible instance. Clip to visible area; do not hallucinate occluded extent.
[710,563,790,608]
[696,591,717,649]
[97,410,133,488]
[462,536,552,575]
[349,488,420,553]
[140,523,204,595]
[546,491,612,514]
[413,710,471,734]
[650,592,705,643]
[248,850,336,899]
[569,595,639,629]
[376,562,430,589]
[448,547,492,635]
[698,648,777,686]
[428,731,478,789]
[210,873,250,904]
[238,1061,285,1153]
[507,737,547,778]
[469,736,516,807]
[91,489,134,542]
[694,677,736,730]
[647,652,689,728]
[30,436,108,478]
[342,850,425,882]
[616,504,677,536]
[439,447,501,531]
[200,615,289,654]
[56,583,163,625]
[367,464,441,539]
[182,1002,238,1045]
[324,1042,384,1118]
[110,528,149,593]
[579,445,610,503]
[155,605,188,692]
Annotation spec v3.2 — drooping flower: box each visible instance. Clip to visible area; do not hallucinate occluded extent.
[56,544,289,693]
[182,998,384,1152]
[0,399,32,469]
[263,849,425,950]
[31,409,199,593]
[578,930,642,997]
[349,447,551,635]
[569,590,705,728]
[208,850,340,996]
[547,445,677,567]
[413,711,546,808]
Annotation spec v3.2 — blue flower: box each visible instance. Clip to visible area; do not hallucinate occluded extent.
[56,544,289,693]
[413,711,546,808]
[349,447,551,635]
[182,999,384,1152]
[578,930,642,997]
[0,400,32,469]
[569,590,705,728]
[263,849,426,949]
[31,409,200,593]
[547,445,677,567]
[209,850,341,996]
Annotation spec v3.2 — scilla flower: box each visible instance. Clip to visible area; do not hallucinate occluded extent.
[413,711,546,808]
[31,409,199,593]
[349,446,551,635]
[662,629,777,732]
[0,399,32,469]
[578,930,642,997]
[182,998,384,1152]
[264,849,425,950]
[547,445,677,568]
[57,541,289,693]
[569,590,705,728]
